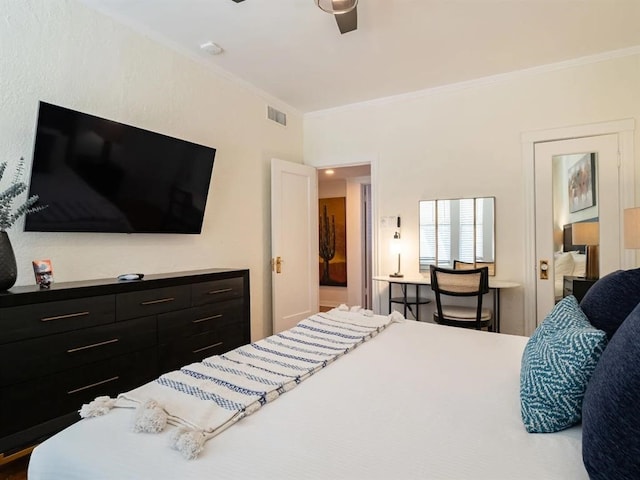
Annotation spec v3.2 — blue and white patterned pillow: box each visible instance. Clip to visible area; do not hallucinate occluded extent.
[520,295,608,433]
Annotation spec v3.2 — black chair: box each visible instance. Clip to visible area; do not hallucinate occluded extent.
[430,265,492,330]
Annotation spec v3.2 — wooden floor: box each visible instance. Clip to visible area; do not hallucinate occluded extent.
[0,456,29,480]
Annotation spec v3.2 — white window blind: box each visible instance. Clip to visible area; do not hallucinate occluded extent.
[419,201,451,267]
[419,198,485,269]
[458,199,475,263]
[475,200,484,260]
[437,200,451,266]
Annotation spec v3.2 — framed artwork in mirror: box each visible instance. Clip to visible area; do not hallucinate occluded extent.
[568,153,596,213]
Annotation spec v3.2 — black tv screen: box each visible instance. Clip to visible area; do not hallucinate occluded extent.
[25,102,216,234]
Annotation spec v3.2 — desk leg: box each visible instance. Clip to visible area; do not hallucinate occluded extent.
[387,281,425,321]
[402,284,408,318]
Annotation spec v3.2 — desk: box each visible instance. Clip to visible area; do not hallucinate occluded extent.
[388,282,431,321]
[373,275,519,333]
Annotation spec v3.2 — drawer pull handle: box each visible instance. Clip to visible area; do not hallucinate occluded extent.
[141,297,175,306]
[67,338,119,353]
[67,376,119,395]
[208,288,233,295]
[192,314,223,324]
[192,341,223,354]
[41,311,90,322]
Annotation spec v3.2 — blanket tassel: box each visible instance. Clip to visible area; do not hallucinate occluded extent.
[170,427,207,460]
[79,396,116,418]
[132,399,168,433]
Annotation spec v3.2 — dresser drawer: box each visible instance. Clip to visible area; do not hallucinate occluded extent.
[0,347,158,438]
[157,299,243,343]
[192,277,244,306]
[158,321,246,373]
[116,285,190,321]
[0,316,157,386]
[0,295,115,344]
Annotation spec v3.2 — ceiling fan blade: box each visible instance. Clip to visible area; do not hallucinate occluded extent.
[334,6,357,34]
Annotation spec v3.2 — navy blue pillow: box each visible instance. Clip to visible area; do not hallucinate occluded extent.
[580,268,640,339]
[582,302,640,479]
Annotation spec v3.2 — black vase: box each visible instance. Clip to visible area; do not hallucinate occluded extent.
[0,231,17,291]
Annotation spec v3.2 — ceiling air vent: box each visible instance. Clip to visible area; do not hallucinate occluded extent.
[267,106,287,126]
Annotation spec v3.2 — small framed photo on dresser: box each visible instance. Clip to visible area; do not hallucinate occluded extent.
[32,259,54,288]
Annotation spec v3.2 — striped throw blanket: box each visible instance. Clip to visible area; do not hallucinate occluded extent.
[80,307,403,459]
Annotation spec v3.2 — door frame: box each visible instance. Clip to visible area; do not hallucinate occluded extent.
[521,119,635,336]
[310,156,380,311]
[361,183,373,309]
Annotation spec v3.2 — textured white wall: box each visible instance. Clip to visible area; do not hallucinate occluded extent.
[0,0,303,340]
[304,54,640,335]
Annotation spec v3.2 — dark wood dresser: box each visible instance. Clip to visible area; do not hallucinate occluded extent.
[0,268,250,459]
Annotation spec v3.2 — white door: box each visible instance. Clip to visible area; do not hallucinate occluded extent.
[271,158,319,333]
[534,134,621,325]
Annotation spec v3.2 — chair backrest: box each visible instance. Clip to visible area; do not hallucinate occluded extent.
[453,260,475,271]
[453,259,495,276]
[430,265,490,327]
[431,265,489,296]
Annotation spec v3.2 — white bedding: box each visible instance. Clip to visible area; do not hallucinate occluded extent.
[28,320,587,480]
[555,251,587,299]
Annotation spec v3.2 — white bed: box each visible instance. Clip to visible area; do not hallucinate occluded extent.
[28,318,587,480]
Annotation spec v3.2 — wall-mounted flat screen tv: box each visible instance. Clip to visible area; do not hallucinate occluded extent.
[24,101,216,234]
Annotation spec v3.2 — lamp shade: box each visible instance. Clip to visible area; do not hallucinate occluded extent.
[390,231,402,255]
[572,222,599,246]
[624,207,640,249]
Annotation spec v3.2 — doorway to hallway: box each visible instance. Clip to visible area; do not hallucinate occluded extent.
[317,164,372,311]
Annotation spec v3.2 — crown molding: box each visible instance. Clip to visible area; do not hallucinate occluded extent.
[306,45,640,119]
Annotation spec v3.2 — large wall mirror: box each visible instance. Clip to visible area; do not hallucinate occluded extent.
[419,197,496,275]
[551,152,599,301]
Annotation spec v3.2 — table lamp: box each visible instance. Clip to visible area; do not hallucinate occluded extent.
[390,231,403,278]
[572,221,599,280]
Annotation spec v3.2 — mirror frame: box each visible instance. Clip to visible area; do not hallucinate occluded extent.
[418,196,496,275]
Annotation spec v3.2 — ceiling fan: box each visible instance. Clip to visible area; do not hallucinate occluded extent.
[231,0,358,35]
[315,0,358,34]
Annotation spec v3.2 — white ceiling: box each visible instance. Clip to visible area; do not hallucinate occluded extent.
[78,0,640,113]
